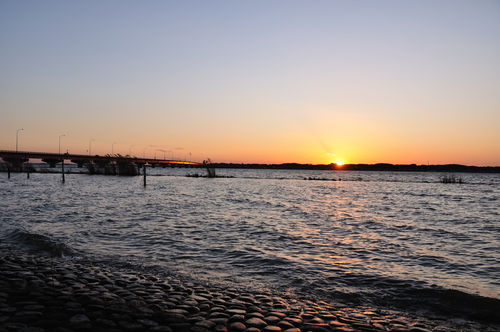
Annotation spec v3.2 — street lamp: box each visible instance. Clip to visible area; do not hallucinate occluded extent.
[16,128,24,152]
[89,139,95,156]
[59,134,66,155]
[156,149,166,160]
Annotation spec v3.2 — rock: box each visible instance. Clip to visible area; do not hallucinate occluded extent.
[118,320,143,330]
[269,312,286,318]
[246,317,267,328]
[229,314,245,322]
[263,326,282,332]
[229,321,246,331]
[214,325,227,332]
[227,308,246,315]
[264,316,280,324]
[209,312,230,319]
[166,308,189,316]
[23,304,45,311]
[284,317,302,326]
[5,323,28,331]
[306,317,324,325]
[18,328,45,332]
[70,313,91,329]
[14,311,44,322]
[210,317,228,325]
[169,322,191,332]
[190,326,211,332]
[137,318,159,327]
[150,326,173,332]
[303,323,330,332]
[95,318,117,327]
[277,320,294,330]
[195,320,216,329]
[247,312,265,319]
[245,328,261,332]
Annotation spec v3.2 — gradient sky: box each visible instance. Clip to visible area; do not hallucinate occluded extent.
[1,0,499,165]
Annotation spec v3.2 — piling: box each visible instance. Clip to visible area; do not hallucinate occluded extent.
[62,160,65,183]
[143,164,146,187]
[7,168,10,179]
[27,166,30,179]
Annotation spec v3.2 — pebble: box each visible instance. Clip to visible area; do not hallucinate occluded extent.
[246,317,268,328]
[229,321,246,331]
[0,244,494,332]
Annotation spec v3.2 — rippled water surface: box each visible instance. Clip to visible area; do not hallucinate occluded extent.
[1,169,499,311]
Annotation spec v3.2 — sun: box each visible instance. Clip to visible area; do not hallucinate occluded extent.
[335,159,345,166]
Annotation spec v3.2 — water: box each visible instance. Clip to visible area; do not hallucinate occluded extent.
[1,169,499,320]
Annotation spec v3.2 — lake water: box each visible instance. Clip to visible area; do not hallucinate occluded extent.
[1,168,499,320]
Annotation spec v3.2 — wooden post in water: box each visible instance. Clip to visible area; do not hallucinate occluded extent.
[7,168,10,179]
[61,160,65,183]
[27,165,30,179]
[143,164,146,187]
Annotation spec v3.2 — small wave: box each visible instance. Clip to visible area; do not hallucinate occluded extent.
[5,228,75,258]
[401,286,500,323]
[298,269,500,324]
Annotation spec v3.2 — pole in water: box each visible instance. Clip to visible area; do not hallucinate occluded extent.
[62,160,65,183]
[7,168,10,179]
[143,164,146,187]
[27,166,30,179]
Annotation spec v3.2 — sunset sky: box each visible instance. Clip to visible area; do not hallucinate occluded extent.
[1,1,499,165]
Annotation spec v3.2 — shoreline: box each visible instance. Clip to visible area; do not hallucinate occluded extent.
[1,244,498,332]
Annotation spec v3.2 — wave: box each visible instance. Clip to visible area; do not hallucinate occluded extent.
[401,286,500,323]
[301,271,500,324]
[4,228,75,258]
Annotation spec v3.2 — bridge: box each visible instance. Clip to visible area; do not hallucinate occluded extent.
[0,150,208,182]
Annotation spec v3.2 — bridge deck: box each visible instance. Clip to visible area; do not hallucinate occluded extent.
[0,150,201,165]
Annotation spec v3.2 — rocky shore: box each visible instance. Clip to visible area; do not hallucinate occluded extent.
[0,244,496,332]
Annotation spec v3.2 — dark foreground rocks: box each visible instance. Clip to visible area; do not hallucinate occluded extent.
[0,245,497,332]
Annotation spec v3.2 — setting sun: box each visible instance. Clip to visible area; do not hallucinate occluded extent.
[335,160,345,166]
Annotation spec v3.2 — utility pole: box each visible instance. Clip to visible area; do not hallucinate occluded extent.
[89,139,95,156]
[59,134,66,154]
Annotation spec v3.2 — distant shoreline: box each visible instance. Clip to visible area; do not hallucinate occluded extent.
[210,163,500,173]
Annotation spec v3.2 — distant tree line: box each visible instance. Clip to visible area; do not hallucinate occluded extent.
[208,163,500,173]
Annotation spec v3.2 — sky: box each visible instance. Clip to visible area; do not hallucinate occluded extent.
[1,0,499,165]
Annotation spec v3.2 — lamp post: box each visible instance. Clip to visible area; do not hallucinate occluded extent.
[59,134,66,155]
[156,149,166,160]
[16,128,24,152]
[89,139,95,156]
